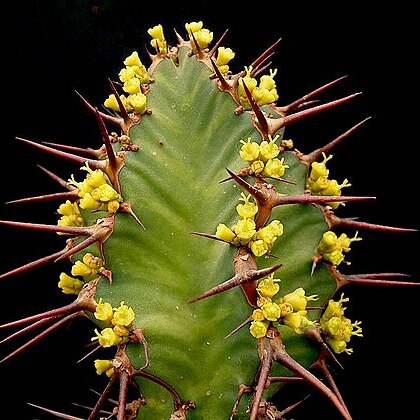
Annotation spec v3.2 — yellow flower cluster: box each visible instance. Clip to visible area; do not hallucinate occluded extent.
[57,252,103,295]
[185,21,213,53]
[92,299,136,348]
[104,51,149,115]
[238,66,279,108]
[56,200,84,233]
[94,359,114,377]
[215,193,284,257]
[317,230,362,266]
[249,274,318,338]
[239,135,289,179]
[320,294,363,354]
[148,24,167,54]
[68,162,123,213]
[307,152,351,209]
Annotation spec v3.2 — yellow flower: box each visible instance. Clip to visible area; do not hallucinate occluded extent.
[148,24,164,40]
[215,223,236,243]
[93,327,122,347]
[283,310,313,334]
[112,302,135,327]
[83,253,103,270]
[79,193,102,211]
[124,51,142,68]
[94,359,114,377]
[91,184,122,202]
[251,309,265,322]
[308,153,332,182]
[250,239,269,257]
[233,218,256,242]
[57,272,84,295]
[236,193,258,219]
[118,67,136,83]
[239,138,260,162]
[259,69,278,91]
[94,298,114,323]
[259,135,280,161]
[127,92,147,114]
[320,293,349,323]
[104,94,121,112]
[261,301,281,321]
[249,160,265,175]
[185,21,203,33]
[216,47,235,67]
[263,157,289,179]
[81,162,108,189]
[281,287,318,311]
[71,260,94,277]
[123,77,141,95]
[249,320,268,338]
[257,274,280,298]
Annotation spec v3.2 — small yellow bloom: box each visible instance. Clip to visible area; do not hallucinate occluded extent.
[118,67,136,83]
[321,293,349,323]
[308,153,333,182]
[127,92,147,114]
[83,253,103,270]
[250,239,269,257]
[148,24,165,40]
[57,200,79,217]
[81,163,108,189]
[239,138,260,162]
[259,136,280,161]
[107,200,121,213]
[104,94,121,112]
[249,320,268,338]
[281,287,318,312]
[94,298,114,323]
[113,324,130,337]
[326,337,349,354]
[216,47,235,73]
[79,193,102,211]
[58,272,84,295]
[91,184,122,203]
[283,310,313,334]
[233,218,256,241]
[71,260,94,277]
[259,69,278,91]
[93,327,122,347]
[257,274,280,298]
[251,309,265,322]
[249,160,265,175]
[185,21,203,33]
[215,223,236,243]
[262,301,281,321]
[123,77,141,95]
[257,296,271,308]
[112,302,135,327]
[124,51,142,68]
[94,359,114,377]
[236,193,258,219]
[263,157,289,179]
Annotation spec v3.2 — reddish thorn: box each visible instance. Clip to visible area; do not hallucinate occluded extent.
[0,247,67,281]
[94,108,117,171]
[107,79,131,122]
[226,168,267,205]
[188,30,201,55]
[42,141,99,158]
[71,402,113,415]
[273,93,362,132]
[278,394,312,416]
[295,99,321,111]
[349,272,410,279]
[0,220,92,236]
[75,90,121,126]
[331,214,416,233]
[16,137,103,170]
[208,28,229,57]
[37,165,72,189]
[117,371,130,420]
[230,384,253,420]
[241,79,269,135]
[344,277,419,287]
[0,313,80,364]
[27,403,84,420]
[88,376,118,420]
[283,75,348,113]
[224,316,252,339]
[6,190,79,205]
[54,234,100,262]
[306,117,371,162]
[190,231,227,243]
[189,263,282,304]
[209,58,230,90]
[0,301,81,330]
[273,194,375,206]
[251,58,273,78]
[0,316,59,345]
[119,202,145,229]
[266,376,304,385]
[250,38,282,70]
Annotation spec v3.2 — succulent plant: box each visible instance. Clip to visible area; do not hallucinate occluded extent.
[1,12,418,420]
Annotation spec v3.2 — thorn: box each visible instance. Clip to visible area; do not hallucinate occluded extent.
[94,108,118,172]
[16,137,105,170]
[189,263,282,304]
[266,376,304,386]
[0,312,80,364]
[329,213,417,233]
[240,79,269,136]
[132,329,150,370]
[77,344,102,364]
[224,316,252,339]
[272,334,351,420]
[71,402,113,415]
[208,28,229,57]
[188,30,201,56]
[75,90,121,126]
[88,376,118,420]
[37,165,72,189]
[273,194,375,206]
[281,75,348,114]
[277,394,312,417]
[251,58,273,78]
[0,315,58,345]
[0,246,68,281]
[249,38,282,71]
[54,234,101,262]
[270,93,362,134]
[0,220,93,236]
[107,79,131,122]
[305,117,371,163]
[230,384,253,420]
[209,58,230,90]
[119,202,145,229]
[294,99,321,111]
[27,403,84,420]
[190,231,227,243]
[6,190,79,205]
[42,141,99,158]
[226,168,267,206]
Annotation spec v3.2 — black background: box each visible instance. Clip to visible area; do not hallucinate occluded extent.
[1,1,419,419]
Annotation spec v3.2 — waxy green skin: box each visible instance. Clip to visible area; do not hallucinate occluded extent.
[83,47,336,418]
